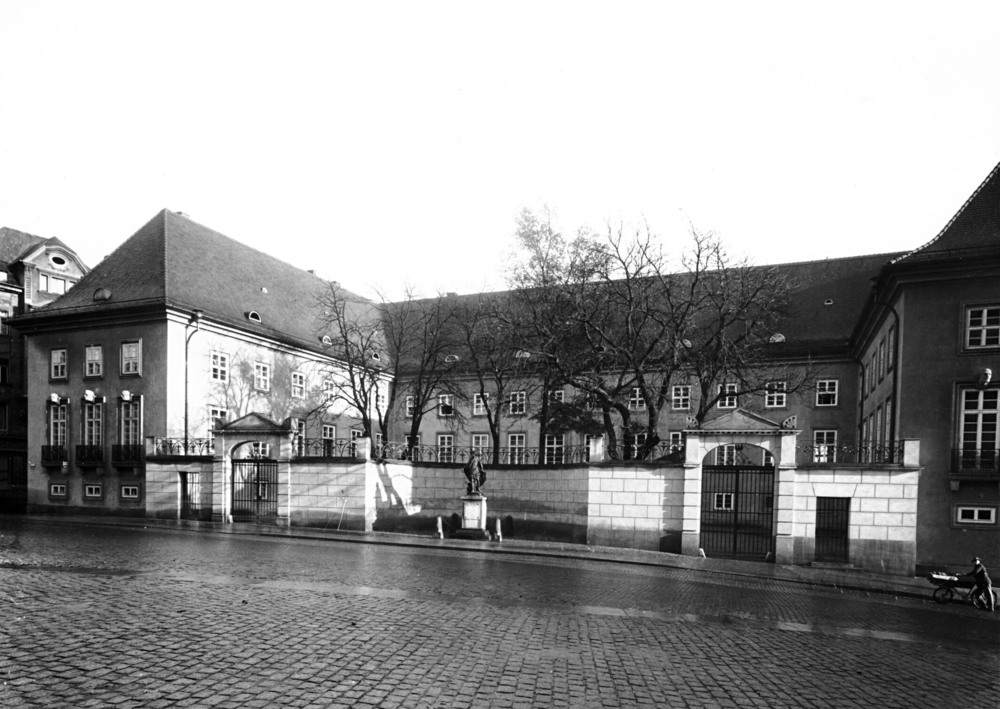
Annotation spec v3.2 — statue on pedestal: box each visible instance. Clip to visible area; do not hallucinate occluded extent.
[463,452,487,495]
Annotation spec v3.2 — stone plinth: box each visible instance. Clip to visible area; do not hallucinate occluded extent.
[451,493,490,540]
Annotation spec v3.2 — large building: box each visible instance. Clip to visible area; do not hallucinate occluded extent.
[6,161,999,574]
[0,228,88,511]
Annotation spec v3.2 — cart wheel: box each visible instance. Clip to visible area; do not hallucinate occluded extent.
[933,587,954,604]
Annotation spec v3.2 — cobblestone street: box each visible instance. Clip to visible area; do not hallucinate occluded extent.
[1,518,997,708]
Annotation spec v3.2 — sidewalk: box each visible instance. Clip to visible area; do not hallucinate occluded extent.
[18,514,935,601]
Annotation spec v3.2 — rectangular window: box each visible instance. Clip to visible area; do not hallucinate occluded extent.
[869,354,876,392]
[960,389,998,467]
[473,393,489,416]
[765,381,787,408]
[39,274,49,292]
[816,379,839,407]
[49,483,67,498]
[437,434,454,463]
[121,400,141,446]
[0,309,9,335]
[251,441,271,458]
[51,349,67,379]
[0,403,8,433]
[966,306,1000,349]
[49,404,67,446]
[763,449,775,467]
[956,506,997,526]
[121,485,140,500]
[628,388,646,411]
[584,434,603,462]
[471,433,490,455]
[549,390,565,403]
[717,383,737,409]
[544,433,565,464]
[715,444,736,465]
[207,406,227,450]
[508,391,526,415]
[671,385,691,410]
[405,395,414,417]
[669,431,684,453]
[877,338,886,380]
[51,277,66,295]
[292,418,305,455]
[813,430,838,463]
[84,402,103,445]
[508,433,526,464]
[85,345,103,377]
[438,394,454,417]
[884,399,893,449]
[375,383,387,411]
[121,340,141,375]
[84,484,102,499]
[886,325,895,371]
[211,352,229,382]
[864,362,871,396]
[292,372,305,398]
[322,424,336,440]
[627,433,648,461]
[714,493,734,511]
[254,362,270,391]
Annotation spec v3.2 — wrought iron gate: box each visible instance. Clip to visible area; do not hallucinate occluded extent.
[0,453,28,514]
[231,459,278,523]
[814,497,850,563]
[700,465,775,561]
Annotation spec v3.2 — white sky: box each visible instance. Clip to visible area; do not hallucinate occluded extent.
[1,1,998,300]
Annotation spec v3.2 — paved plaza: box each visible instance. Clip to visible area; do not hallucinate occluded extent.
[1,518,997,708]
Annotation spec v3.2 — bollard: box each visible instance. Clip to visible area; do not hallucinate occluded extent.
[698,548,707,558]
[436,516,444,540]
[495,517,502,542]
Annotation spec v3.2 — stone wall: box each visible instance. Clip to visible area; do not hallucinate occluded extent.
[287,461,372,531]
[146,458,213,520]
[792,465,919,575]
[587,463,686,552]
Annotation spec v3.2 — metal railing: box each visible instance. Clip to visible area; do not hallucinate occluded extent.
[112,444,143,464]
[153,438,215,456]
[75,444,104,464]
[606,441,684,463]
[374,443,598,465]
[952,448,999,474]
[292,438,358,459]
[797,441,903,465]
[41,445,68,464]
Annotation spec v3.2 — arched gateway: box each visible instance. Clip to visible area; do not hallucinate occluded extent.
[680,410,800,563]
[212,413,293,525]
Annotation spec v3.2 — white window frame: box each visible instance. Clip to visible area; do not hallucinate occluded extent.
[322,424,336,440]
[438,394,454,417]
[437,434,454,463]
[960,388,998,453]
[84,484,102,499]
[508,433,526,464]
[120,485,140,500]
[544,433,565,464]
[292,372,306,399]
[669,431,684,453]
[250,441,271,458]
[714,493,734,511]
[49,483,67,498]
[628,388,646,411]
[671,385,691,411]
[85,345,103,377]
[508,391,526,415]
[254,362,271,392]
[405,395,415,417]
[84,401,103,446]
[813,430,838,463]
[211,351,229,382]
[816,379,839,407]
[39,273,49,292]
[48,404,67,446]
[765,381,787,408]
[717,383,737,409]
[549,390,565,404]
[473,393,489,416]
[121,340,141,376]
[121,399,141,446]
[51,348,67,380]
[471,433,490,455]
[955,506,997,526]
[715,444,737,465]
[966,305,1000,350]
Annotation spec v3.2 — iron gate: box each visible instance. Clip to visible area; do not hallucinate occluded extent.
[0,453,28,514]
[231,459,278,523]
[700,465,775,561]
[815,497,850,563]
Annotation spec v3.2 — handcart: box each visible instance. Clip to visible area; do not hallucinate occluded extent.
[927,572,996,608]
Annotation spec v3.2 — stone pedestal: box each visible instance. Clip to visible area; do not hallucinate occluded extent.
[451,493,490,540]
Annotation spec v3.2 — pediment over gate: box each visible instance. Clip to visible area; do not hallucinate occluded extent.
[218,412,289,434]
[691,409,786,434]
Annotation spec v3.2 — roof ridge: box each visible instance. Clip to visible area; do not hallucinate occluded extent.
[890,160,1000,265]
[161,209,170,300]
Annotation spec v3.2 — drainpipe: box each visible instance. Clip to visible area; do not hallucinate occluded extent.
[183,310,204,454]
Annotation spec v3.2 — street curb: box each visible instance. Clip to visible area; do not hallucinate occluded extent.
[8,514,935,602]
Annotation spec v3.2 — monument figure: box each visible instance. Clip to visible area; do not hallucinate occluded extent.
[463,451,487,495]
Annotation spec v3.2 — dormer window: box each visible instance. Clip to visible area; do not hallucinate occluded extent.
[49,254,68,270]
[247,311,262,323]
[93,288,111,302]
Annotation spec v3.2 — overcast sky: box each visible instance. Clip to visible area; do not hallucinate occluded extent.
[1,1,998,300]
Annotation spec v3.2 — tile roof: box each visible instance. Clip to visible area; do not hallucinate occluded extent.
[893,160,1000,263]
[0,227,47,268]
[17,209,368,355]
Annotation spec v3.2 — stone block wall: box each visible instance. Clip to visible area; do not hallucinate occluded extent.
[287,461,372,531]
[587,464,686,552]
[146,458,213,520]
[792,466,919,575]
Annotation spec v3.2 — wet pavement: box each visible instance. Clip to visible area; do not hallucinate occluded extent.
[1,516,997,708]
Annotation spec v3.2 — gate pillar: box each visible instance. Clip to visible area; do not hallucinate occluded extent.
[774,430,799,565]
[681,432,704,556]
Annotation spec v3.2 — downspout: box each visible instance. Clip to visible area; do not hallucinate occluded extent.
[183,309,204,453]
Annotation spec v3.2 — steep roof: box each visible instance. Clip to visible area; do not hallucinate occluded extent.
[0,227,47,268]
[893,160,1000,264]
[15,209,368,355]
